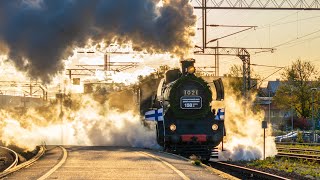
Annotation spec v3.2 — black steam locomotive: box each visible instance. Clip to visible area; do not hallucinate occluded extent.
[148,59,225,160]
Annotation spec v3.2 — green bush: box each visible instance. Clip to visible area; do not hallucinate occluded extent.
[193,160,201,166]
[297,131,304,143]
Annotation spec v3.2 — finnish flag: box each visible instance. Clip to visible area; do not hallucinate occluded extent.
[215,108,225,120]
[144,108,164,121]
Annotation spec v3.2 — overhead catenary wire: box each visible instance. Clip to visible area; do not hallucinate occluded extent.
[251,67,285,89]
[256,14,320,30]
[274,34,320,50]
[220,10,313,47]
[191,1,320,79]
[238,55,320,88]
[273,28,320,48]
[250,64,284,68]
[206,26,255,44]
[225,12,320,50]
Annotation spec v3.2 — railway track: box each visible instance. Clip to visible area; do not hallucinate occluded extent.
[0,146,45,178]
[277,147,320,154]
[0,147,19,172]
[276,146,320,163]
[276,152,320,163]
[208,161,290,180]
[276,142,320,146]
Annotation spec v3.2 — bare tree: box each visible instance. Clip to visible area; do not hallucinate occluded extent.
[273,59,319,118]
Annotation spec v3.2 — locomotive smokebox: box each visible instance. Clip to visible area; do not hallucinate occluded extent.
[181,58,195,75]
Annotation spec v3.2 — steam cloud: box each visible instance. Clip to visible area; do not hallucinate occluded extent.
[0,95,159,150]
[0,0,196,82]
[214,81,277,161]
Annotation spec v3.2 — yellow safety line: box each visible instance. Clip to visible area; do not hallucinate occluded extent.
[37,146,68,180]
[139,152,190,180]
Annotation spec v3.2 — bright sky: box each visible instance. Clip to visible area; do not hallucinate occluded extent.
[2,1,320,88]
[192,7,320,83]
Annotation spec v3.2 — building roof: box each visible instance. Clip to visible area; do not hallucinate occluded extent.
[267,79,282,94]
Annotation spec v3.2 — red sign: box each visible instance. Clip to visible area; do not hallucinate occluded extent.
[181,134,207,142]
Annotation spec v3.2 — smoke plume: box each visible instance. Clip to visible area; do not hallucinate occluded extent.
[213,81,277,161]
[0,0,196,82]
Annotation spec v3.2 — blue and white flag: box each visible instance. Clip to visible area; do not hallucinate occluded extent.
[145,108,164,121]
[215,108,225,120]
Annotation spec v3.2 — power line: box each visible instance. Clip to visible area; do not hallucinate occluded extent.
[220,11,318,47]
[253,68,285,88]
[273,28,320,48]
[208,24,257,28]
[251,64,284,68]
[257,15,320,30]
[207,26,256,44]
[280,33,320,47]
[264,11,300,25]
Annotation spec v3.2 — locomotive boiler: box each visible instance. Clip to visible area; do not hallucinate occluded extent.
[147,58,225,160]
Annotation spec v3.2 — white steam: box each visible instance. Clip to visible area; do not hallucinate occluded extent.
[217,91,277,161]
[0,95,159,151]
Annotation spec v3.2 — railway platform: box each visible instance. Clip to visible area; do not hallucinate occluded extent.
[3,146,237,180]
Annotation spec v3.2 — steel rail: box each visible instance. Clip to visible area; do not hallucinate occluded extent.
[0,146,45,178]
[276,152,320,163]
[276,142,320,146]
[37,146,67,180]
[277,147,320,154]
[0,146,19,172]
[157,150,239,180]
[209,161,290,180]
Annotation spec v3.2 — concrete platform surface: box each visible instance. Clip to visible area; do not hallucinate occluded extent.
[3,146,233,180]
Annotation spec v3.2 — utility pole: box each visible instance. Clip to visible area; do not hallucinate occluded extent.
[291,88,294,133]
[202,0,206,51]
[311,88,318,142]
[268,90,271,123]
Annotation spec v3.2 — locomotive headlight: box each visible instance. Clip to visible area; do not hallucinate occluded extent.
[212,124,219,131]
[187,66,196,74]
[169,124,177,131]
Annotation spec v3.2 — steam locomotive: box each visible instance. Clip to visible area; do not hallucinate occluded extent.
[146,59,225,160]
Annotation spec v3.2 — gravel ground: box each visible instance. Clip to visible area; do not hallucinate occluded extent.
[0,149,15,172]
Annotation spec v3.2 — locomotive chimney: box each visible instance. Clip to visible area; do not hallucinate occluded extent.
[181,58,195,75]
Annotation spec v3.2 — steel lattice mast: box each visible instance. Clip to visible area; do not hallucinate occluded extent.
[191,0,320,99]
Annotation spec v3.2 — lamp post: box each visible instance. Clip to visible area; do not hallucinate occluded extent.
[311,88,317,143]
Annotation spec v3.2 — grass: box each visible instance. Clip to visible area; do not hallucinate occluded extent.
[193,160,201,166]
[248,157,320,178]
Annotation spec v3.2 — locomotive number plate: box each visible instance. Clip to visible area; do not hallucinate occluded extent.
[180,96,202,109]
[184,90,198,96]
